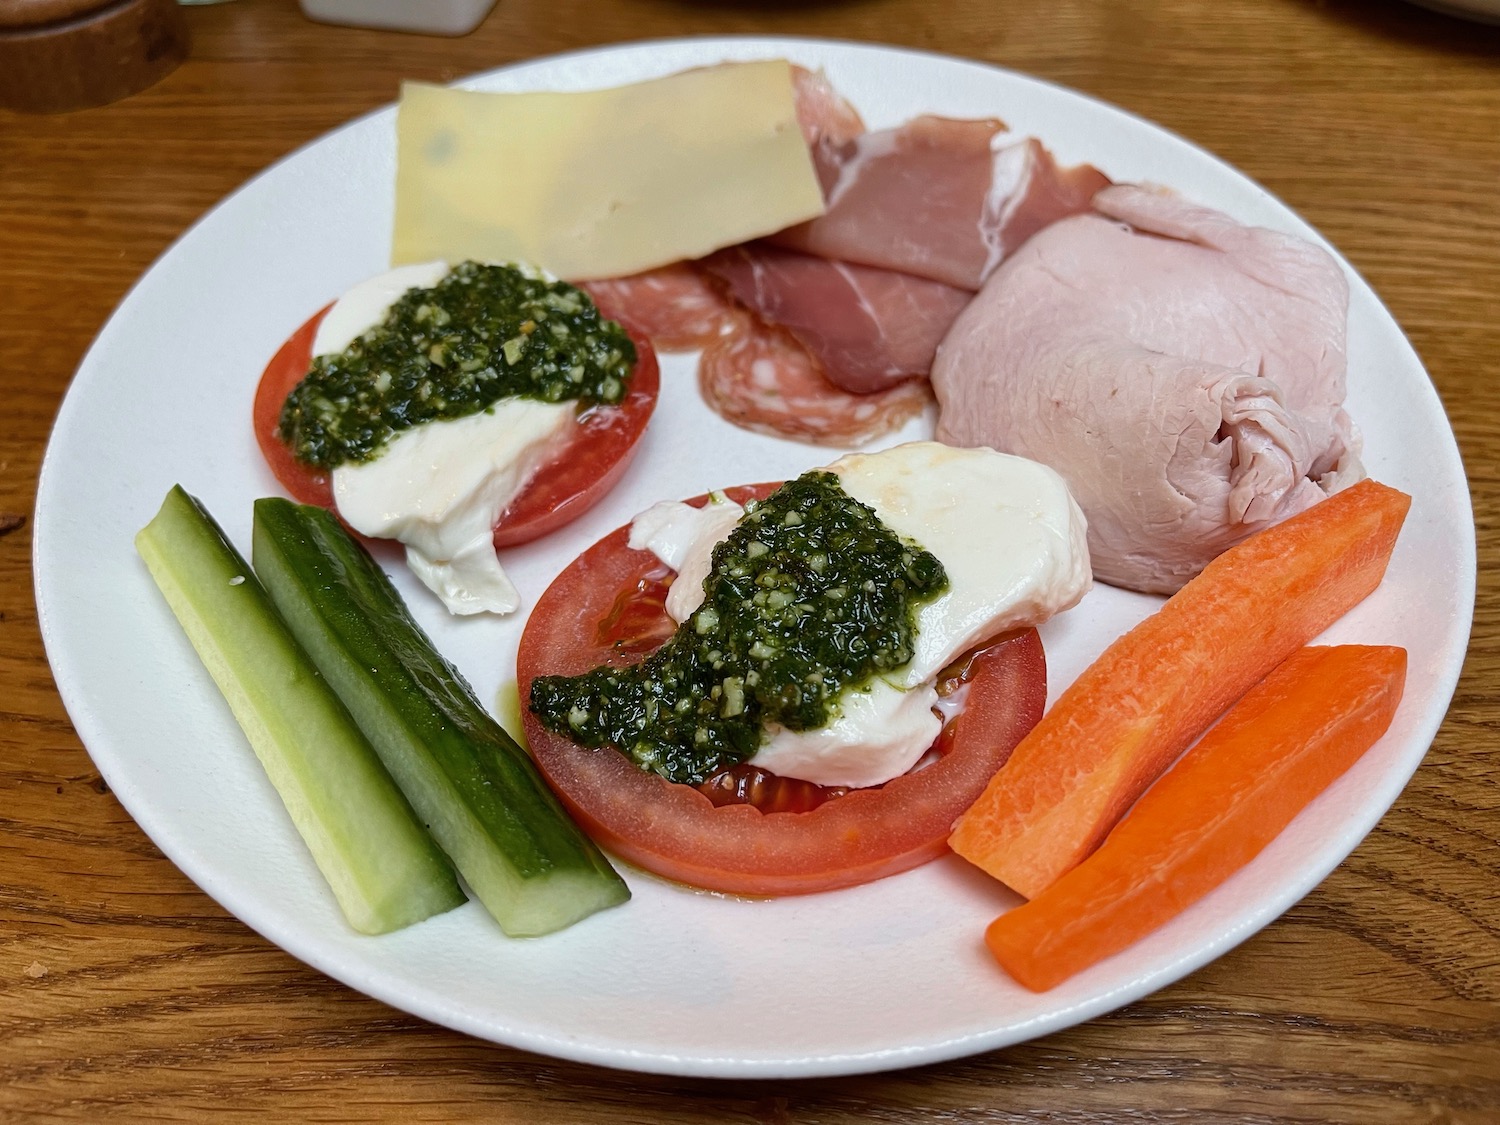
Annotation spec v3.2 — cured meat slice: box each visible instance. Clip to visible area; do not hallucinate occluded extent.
[700,245,973,394]
[791,65,865,155]
[774,117,1110,290]
[580,264,740,352]
[699,312,932,447]
[995,139,1115,272]
[932,184,1361,595]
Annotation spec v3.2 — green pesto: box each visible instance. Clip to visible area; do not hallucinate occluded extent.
[529,472,949,786]
[278,261,636,469]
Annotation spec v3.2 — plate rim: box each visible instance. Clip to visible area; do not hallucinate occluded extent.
[32,34,1477,1079]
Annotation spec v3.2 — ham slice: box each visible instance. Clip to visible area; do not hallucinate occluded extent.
[700,245,972,393]
[932,184,1362,594]
[774,117,1110,290]
[791,65,865,153]
[700,311,932,447]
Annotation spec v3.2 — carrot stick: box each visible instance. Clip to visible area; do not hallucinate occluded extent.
[985,644,1407,991]
[949,479,1410,899]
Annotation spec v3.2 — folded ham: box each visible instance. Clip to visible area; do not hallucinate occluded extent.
[700,245,972,393]
[932,184,1363,594]
[773,116,1110,290]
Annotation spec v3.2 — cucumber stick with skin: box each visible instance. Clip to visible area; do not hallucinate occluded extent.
[252,497,630,937]
[135,486,465,935]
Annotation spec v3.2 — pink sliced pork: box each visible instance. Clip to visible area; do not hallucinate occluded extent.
[932,184,1363,595]
[773,116,1110,290]
[700,245,973,393]
[790,65,865,155]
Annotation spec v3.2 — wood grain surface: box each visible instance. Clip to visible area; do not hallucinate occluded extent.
[2,0,1497,1120]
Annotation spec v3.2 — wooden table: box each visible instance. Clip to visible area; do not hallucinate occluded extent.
[3,0,1497,1119]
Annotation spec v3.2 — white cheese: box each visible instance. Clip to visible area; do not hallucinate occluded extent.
[752,678,943,791]
[392,61,826,280]
[316,263,574,616]
[628,442,1091,788]
[627,492,745,626]
[312,260,449,357]
[828,442,1092,688]
[333,400,574,615]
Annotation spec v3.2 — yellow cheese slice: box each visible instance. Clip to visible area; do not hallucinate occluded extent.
[393,60,827,280]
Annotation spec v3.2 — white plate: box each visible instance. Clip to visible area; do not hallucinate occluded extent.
[33,38,1474,1078]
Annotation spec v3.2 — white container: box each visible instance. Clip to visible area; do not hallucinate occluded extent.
[299,0,498,36]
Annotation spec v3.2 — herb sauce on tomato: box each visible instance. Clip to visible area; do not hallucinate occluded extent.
[278,261,636,469]
[516,488,1047,897]
[528,471,949,785]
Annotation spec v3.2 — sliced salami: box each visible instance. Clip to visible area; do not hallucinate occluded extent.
[699,312,931,447]
[581,264,740,352]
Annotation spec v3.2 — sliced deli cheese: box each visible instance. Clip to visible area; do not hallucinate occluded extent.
[393,61,827,280]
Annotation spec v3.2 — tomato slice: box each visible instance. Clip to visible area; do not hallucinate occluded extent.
[516,485,1048,897]
[251,304,660,548]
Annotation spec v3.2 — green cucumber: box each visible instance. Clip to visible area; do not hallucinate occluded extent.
[135,486,465,935]
[251,497,629,937]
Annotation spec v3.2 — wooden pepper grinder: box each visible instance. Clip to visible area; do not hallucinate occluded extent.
[0,0,189,114]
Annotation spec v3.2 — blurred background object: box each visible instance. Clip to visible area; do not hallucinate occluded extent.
[0,0,188,113]
[1404,0,1500,21]
[298,0,499,36]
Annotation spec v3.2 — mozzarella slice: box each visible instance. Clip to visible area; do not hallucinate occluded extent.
[333,400,574,615]
[313,260,449,357]
[627,441,1091,788]
[753,678,942,790]
[828,441,1092,688]
[315,262,576,616]
[627,492,745,625]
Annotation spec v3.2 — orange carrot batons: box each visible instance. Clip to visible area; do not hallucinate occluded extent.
[985,644,1407,992]
[949,480,1411,899]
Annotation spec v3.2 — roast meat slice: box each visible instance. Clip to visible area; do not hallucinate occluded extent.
[932,184,1363,594]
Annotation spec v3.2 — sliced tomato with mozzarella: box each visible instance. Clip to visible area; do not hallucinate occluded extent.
[516,485,1048,897]
[252,304,660,549]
